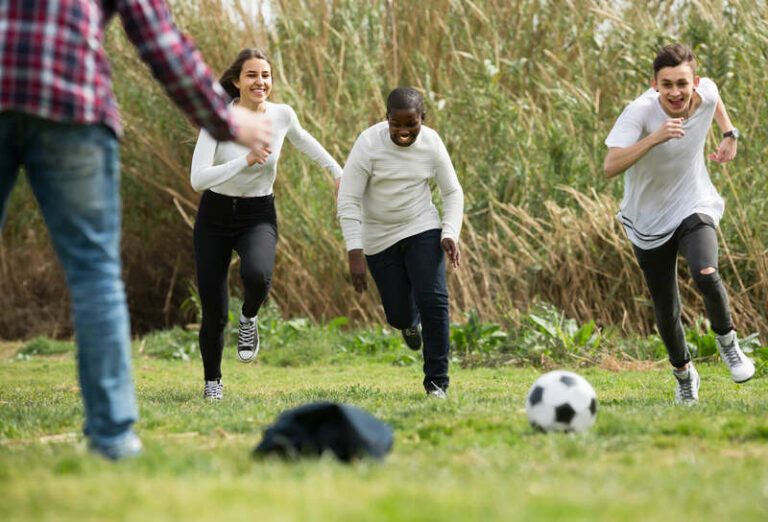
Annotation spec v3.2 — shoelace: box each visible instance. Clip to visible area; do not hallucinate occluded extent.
[204,381,222,398]
[429,381,446,398]
[678,377,694,401]
[722,344,742,367]
[238,320,256,349]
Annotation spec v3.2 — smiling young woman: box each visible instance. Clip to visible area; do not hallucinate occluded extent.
[603,43,753,404]
[189,48,343,400]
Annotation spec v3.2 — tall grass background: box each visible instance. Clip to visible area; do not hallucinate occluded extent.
[1,0,766,340]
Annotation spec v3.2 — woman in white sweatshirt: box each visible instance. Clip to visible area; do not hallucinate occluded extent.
[190,48,342,399]
[337,87,464,398]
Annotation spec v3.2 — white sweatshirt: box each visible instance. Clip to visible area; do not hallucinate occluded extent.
[337,121,464,255]
[190,101,342,196]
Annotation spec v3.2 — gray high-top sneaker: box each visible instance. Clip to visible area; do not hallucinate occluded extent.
[203,379,223,400]
[672,363,700,405]
[237,313,259,363]
[716,331,755,383]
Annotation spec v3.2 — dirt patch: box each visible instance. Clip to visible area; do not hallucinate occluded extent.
[599,353,666,372]
[0,342,23,359]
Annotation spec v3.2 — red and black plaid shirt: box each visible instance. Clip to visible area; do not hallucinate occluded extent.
[0,0,235,141]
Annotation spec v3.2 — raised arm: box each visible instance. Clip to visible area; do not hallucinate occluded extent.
[709,96,738,164]
[604,118,686,178]
[285,107,343,194]
[117,0,271,148]
[190,129,252,192]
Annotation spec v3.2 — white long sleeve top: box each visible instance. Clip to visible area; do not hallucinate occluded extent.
[190,101,342,196]
[337,121,464,255]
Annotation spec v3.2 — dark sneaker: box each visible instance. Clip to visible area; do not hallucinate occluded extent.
[89,432,142,461]
[672,363,700,405]
[237,314,259,362]
[716,331,755,383]
[401,324,422,351]
[203,379,223,400]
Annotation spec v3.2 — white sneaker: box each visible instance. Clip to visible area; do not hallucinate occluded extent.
[427,382,447,399]
[203,379,223,400]
[716,331,755,383]
[237,313,259,363]
[672,363,700,405]
[89,432,143,461]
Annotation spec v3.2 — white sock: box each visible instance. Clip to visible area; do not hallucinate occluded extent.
[240,312,257,324]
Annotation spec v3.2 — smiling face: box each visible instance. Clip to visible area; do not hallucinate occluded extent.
[651,62,700,118]
[233,57,272,109]
[387,108,424,147]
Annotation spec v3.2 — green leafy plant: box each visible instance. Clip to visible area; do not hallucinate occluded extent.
[503,303,605,364]
[343,327,402,355]
[450,309,508,356]
[17,337,75,356]
[139,328,198,361]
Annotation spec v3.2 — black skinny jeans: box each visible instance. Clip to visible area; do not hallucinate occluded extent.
[633,213,733,368]
[193,190,278,381]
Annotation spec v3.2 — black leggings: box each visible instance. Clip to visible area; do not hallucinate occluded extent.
[193,190,278,381]
[633,213,733,368]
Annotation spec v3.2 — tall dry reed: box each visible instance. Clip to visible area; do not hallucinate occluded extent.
[2,0,767,339]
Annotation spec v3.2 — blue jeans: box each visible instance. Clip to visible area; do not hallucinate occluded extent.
[365,228,450,391]
[0,112,138,447]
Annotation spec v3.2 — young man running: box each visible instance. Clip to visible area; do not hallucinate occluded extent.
[604,43,754,404]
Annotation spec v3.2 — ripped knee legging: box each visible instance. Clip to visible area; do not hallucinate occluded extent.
[633,213,733,368]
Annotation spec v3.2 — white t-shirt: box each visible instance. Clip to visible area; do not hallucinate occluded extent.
[190,101,342,197]
[605,77,724,249]
[337,121,464,255]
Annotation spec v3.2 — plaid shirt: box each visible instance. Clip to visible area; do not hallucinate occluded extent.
[0,0,235,140]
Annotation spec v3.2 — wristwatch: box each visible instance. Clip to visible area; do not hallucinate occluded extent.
[723,128,740,140]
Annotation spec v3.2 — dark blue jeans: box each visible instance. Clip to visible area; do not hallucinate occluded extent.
[365,228,450,391]
[0,112,138,448]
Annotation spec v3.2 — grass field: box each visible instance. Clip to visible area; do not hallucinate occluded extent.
[1,341,767,522]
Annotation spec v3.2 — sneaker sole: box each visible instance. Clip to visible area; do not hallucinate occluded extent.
[733,374,754,384]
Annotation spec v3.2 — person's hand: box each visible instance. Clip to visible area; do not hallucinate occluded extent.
[334,178,342,199]
[231,105,273,152]
[651,118,685,144]
[441,238,461,268]
[348,249,367,293]
[710,138,737,164]
[246,146,272,165]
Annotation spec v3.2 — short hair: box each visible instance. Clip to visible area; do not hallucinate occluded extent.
[219,48,272,100]
[386,87,424,115]
[653,44,697,77]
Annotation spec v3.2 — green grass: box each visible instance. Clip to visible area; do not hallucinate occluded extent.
[1,345,767,522]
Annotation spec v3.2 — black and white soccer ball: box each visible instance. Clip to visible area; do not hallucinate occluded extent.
[525,370,597,433]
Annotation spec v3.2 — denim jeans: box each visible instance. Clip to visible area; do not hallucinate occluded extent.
[0,112,138,447]
[365,228,450,391]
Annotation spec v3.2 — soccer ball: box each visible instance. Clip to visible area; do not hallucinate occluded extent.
[525,370,597,433]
